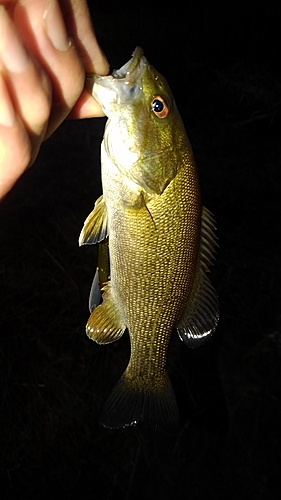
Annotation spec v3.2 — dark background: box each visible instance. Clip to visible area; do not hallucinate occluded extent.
[1,1,281,498]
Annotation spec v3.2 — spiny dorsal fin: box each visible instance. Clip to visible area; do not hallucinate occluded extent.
[176,207,219,347]
[79,195,108,246]
[86,283,126,344]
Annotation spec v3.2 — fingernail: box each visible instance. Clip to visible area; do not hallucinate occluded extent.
[0,6,30,73]
[43,0,71,51]
[0,75,16,127]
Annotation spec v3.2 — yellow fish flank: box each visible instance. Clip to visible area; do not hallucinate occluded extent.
[79,47,219,430]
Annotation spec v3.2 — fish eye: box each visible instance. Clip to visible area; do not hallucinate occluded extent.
[151,95,169,118]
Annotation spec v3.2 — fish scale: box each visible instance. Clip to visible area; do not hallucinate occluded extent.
[114,166,200,383]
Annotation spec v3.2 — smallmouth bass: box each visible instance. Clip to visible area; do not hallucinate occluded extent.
[79,47,219,430]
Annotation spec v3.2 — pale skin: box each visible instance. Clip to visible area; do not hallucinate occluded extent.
[0,0,109,198]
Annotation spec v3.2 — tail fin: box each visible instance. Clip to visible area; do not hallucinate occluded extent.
[99,372,179,431]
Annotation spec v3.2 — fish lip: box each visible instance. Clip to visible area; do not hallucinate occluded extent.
[92,47,147,110]
[111,47,145,79]
[94,47,147,88]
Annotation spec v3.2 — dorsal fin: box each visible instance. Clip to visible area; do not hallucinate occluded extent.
[176,207,219,347]
[79,195,108,246]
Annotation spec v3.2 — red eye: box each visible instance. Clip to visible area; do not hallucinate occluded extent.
[151,95,169,118]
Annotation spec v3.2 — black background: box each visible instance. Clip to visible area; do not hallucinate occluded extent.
[1,1,281,498]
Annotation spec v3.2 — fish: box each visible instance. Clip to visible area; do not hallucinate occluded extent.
[79,47,219,430]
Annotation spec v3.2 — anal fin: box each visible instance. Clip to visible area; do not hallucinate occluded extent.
[177,206,219,347]
[86,283,126,344]
[177,271,219,347]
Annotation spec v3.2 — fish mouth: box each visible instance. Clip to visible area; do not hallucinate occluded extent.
[92,47,147,108]
[111,47,146,80]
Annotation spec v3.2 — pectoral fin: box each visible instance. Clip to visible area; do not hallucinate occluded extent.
[177,207,219,347]
[79,195,108,245]
[86,283,126,344]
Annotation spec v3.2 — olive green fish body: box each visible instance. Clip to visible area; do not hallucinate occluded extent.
[79,48,219,429]
[111,159,200,373]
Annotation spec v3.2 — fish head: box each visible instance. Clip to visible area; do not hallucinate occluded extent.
[93,47,191,195]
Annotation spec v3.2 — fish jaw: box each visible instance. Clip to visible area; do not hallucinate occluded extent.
[93,46,191,195]
[92,47,147,117]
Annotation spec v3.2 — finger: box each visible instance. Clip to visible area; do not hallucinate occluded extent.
[0,74,31,199]
[58,0,109,75]
[67,88,105,119]
[56,0,109,120]
[0,6,52,159]
[13,0,85,138]
[0,7,51,133]
[0,1,17,17]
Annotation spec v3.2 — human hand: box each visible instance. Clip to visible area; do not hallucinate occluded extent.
[0,0,109,199]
